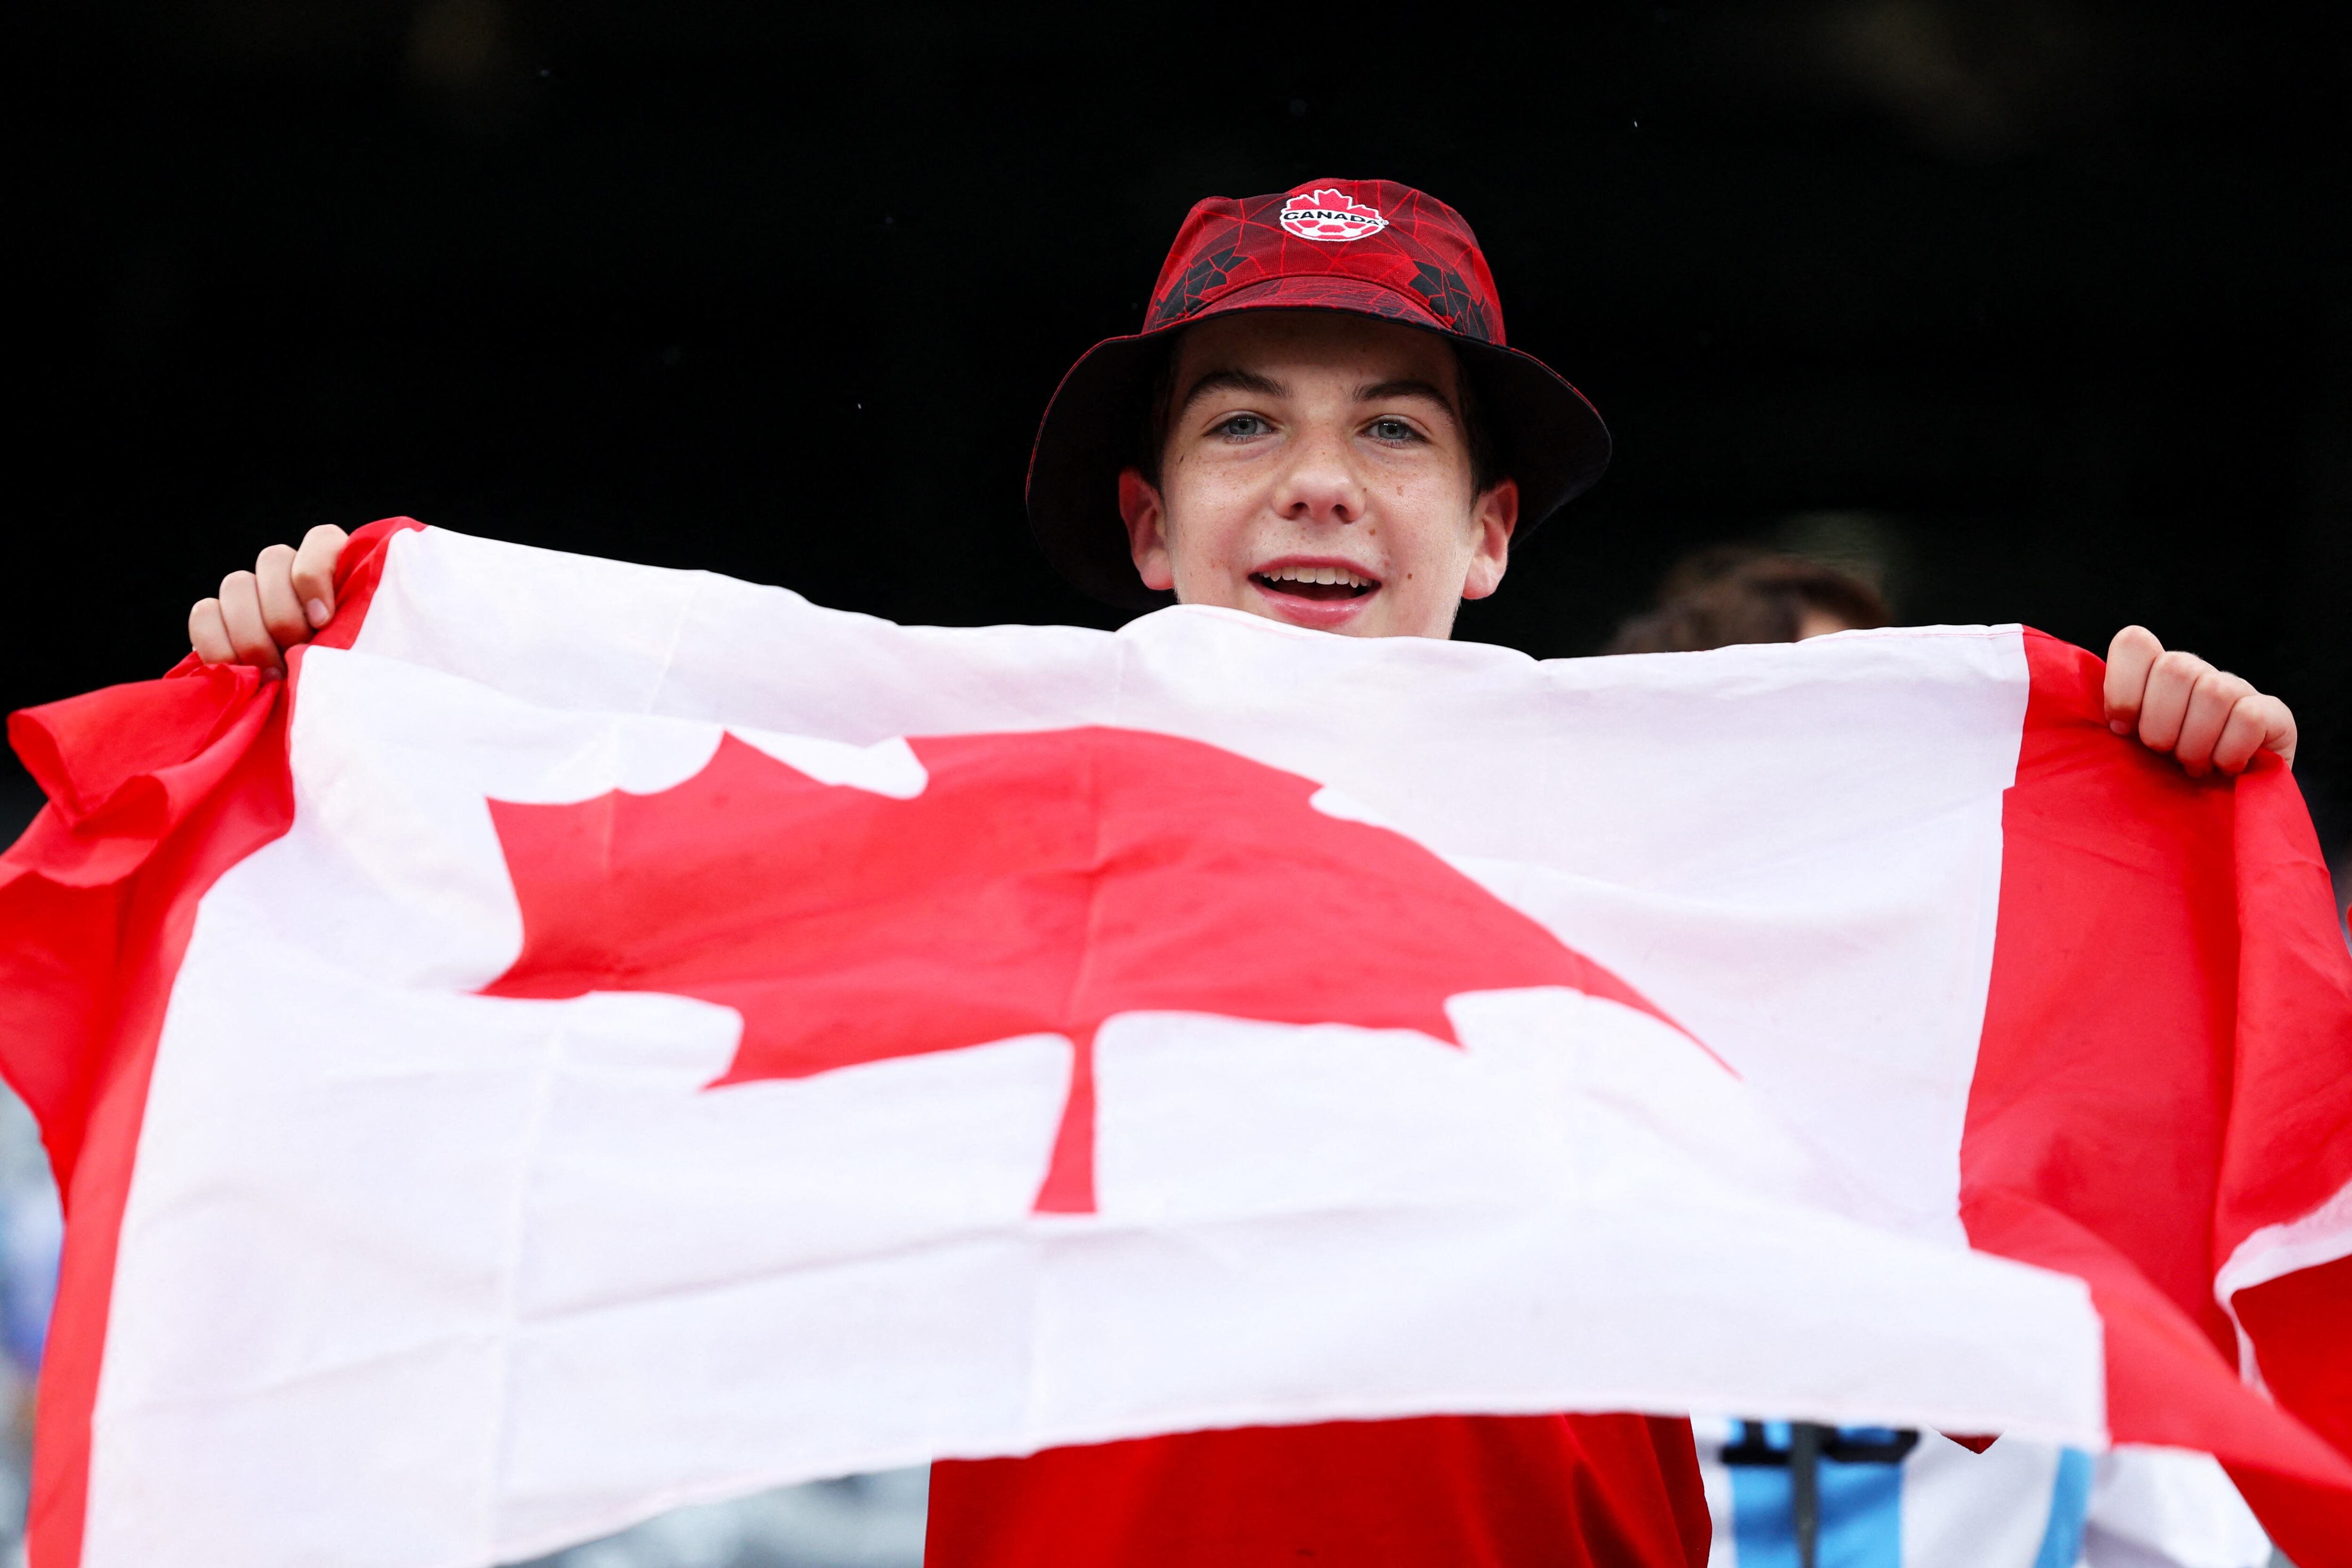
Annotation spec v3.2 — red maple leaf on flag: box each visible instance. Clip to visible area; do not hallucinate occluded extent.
[481,728,1696,1212]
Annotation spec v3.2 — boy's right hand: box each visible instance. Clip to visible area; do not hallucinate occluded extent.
[189,525,350,674]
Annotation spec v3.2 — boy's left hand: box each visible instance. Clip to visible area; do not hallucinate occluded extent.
[2104,626,2296,777]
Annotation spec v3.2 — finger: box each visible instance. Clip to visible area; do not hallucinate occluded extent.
[2104,626,2164,735]
[2135,649,2212,756]
[2170,669,2256,776]
[254,543,311,652]
[216,570,284,671]
[291,524,348,628]
[2210,693,2298,773]
[2261,695,2298,768]
[2210,696,2270,774]
[189,598,236,665]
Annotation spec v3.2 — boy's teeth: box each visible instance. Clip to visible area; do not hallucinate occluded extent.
[1268,566,1370,588]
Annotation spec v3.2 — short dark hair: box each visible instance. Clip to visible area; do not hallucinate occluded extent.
[1605,547,1890,654]
[1136,326,1504,497]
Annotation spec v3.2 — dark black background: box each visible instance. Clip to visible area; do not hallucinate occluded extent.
[14,1,2351,886]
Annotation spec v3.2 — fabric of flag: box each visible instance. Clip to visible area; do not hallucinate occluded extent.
[2,519,2348,1568]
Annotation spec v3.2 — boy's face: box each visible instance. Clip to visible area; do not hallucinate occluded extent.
[1117,311,1519,640]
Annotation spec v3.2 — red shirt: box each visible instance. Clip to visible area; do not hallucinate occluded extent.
[927,1413,1711,1567]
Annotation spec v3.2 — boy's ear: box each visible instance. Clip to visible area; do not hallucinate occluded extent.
[1118,467,1176,593]
[1460,477,1519,601]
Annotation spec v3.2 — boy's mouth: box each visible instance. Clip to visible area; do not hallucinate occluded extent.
[1249,564,1380,602]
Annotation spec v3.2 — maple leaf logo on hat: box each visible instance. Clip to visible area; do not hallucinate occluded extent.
[1279,186,1388,241]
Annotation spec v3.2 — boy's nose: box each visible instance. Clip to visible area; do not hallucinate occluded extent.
[1272,430,1367,526]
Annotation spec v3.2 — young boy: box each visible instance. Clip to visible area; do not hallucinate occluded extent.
[186,180,2299,1566]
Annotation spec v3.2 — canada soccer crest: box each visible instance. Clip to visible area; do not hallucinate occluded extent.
[1280,187,1388,242]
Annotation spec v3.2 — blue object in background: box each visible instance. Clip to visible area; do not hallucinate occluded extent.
[1717,1420,2090,1568]
[1727,1423,1910,1568]
[2032,1450,2093,1568]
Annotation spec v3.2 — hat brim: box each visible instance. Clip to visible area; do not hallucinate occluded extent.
[1025,280,1612,610]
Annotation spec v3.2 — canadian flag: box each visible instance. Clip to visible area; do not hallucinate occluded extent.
[2,520,2348,1568]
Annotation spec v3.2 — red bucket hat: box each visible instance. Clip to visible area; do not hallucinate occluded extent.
[1025,178,1611,608]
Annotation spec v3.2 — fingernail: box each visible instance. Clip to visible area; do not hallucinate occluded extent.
[305,597,332,628]
[2109,720,2131,734]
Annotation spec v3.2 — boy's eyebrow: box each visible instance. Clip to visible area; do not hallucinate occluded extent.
[1176,367,1287,414]
[1354,378,1457,418]
[1172,369,1458,421]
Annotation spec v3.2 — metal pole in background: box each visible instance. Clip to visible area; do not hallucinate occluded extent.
[1788,1421,1823,1568]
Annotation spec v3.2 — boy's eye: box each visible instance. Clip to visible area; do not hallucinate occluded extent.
[1367,417,1421,443]
[1215,414,1270,439]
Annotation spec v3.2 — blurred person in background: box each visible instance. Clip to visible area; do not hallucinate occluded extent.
[520,1468,928,1568]
[1604,546,1891,654]
[0,1091,61,1568]
[1612,547,2277,1568]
